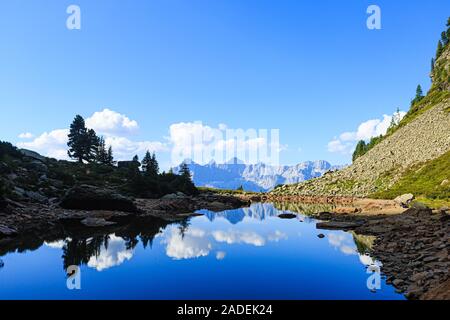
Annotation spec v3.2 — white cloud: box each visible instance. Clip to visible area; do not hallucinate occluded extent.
[16,109,167,161]
[328,111,406,155]
[85,108,139,136]
[17,129,70,160]
[104,136,168,161]
[164,227,212,260]
[18,132,34,139]
[169,121,284,166]
[267,230,288,242]
[212,230,265,247]
[44,239,67,249]
[216,251,226,260]
[87,235,134,271]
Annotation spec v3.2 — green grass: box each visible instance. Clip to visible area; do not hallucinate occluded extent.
[371,150,450,208]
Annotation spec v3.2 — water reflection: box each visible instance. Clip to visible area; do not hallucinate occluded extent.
[0,203,401,299]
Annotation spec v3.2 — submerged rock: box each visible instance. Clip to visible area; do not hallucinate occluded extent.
[278,213,297,219]
[316,220,365,230]
[60,185,138,212]
[80,217,117,227]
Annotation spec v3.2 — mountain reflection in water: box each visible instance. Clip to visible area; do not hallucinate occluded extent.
[0,203,403,300]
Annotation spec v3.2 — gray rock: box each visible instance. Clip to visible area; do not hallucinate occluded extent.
[394,194,415,207]
[20,149,46,162]
[27,160,48,173]
[24,190,48,203]
[411,202,429,210]
[316,220,364,230]
[161,193,182,200]
[278,213,297,219]
[60,185,138,212]
[80,218,116,227]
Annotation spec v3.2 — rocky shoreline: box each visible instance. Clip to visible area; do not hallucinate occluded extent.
[1,187,449,300]
[0,190,250,239]
[311,206,450,300]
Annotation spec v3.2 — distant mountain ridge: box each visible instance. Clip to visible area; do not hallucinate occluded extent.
[173,158,342,192]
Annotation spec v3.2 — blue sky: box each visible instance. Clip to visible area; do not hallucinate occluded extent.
[0,0,449,169]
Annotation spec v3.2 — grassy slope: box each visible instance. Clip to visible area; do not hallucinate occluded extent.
[371,150,450,207]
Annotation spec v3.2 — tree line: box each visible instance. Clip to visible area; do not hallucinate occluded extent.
[432,17,450,68]
[65,115,196,196]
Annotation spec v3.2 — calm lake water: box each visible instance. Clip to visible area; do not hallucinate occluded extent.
[0,203,404,300]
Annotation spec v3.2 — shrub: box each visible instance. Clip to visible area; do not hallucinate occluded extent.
[0,141,22,159]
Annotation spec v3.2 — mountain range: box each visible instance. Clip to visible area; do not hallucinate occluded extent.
[173,158,342,192]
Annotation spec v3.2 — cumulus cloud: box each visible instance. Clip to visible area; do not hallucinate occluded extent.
[212,230,265,247]
[17,129,70,160]
[267,230,288,242]
[169,121,284,166]
[87,235,134,271]
[328,111,406,155]
[104,136,168,161]
[44,239,68,249]
[164,227,212,260]
[18,132,34,139]
[216,251,226,260]
[85,108,139,136]
[17,109,166,161]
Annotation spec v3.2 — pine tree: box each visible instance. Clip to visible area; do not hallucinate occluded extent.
[141,151,152,174]
[86,129,100,163]
[436,40,444,59]
[441,31,449,46]
[352,140,367,162]
[67,115,98,163]
[150,153,159,176]
[415,84,424,101]
[431,57,435,72]
[179,163,192,181]
[106,146,114,166]
[96,136,108,164]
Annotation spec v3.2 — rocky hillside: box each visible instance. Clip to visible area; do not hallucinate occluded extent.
[271,42,450,203]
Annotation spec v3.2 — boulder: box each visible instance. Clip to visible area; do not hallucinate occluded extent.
[80,218,117,227]
[410,202,429,210]
[316,220,365,230]
[278,213,297,219]
[161,193,185,200]
[20,149,46,162]
[394,194,414,207]
[24,190,48,204]
[60,185,138,212]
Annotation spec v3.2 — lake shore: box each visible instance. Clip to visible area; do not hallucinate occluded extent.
[1,192,448,300]
[0,192,250,238]
[253,195,449,300]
